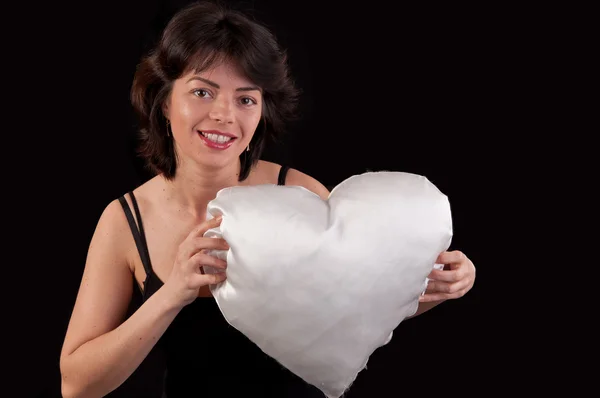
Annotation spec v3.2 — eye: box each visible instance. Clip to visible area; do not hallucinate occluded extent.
[240,97,257,106]
[193,89,211,98]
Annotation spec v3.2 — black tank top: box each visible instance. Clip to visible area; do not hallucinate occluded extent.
[109,166,323,397]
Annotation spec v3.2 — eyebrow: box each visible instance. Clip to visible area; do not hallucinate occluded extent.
[186,76,261,92]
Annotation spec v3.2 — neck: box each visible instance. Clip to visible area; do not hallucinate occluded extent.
[162,157,242,219]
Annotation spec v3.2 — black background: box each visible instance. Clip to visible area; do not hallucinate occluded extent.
[9,0,528,396]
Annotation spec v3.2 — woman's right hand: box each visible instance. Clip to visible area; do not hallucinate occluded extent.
[164,216,229,308]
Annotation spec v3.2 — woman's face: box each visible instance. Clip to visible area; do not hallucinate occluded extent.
[165,59,263,170]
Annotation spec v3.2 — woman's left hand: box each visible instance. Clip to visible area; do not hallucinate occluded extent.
[420,250,476,303]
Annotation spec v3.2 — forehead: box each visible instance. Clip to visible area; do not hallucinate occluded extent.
[182,58,254,87]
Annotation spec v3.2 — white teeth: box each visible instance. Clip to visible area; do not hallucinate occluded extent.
[201,132,232,143]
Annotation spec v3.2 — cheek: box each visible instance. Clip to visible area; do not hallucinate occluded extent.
[242,110,262,136]
[174,101,196,124]
[169,95,198,125]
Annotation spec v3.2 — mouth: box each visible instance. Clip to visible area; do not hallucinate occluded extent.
[198,130,237,150]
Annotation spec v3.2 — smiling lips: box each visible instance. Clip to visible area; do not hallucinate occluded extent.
[198,130,237,150]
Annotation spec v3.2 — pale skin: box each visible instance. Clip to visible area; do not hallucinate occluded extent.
[59,60,475,398]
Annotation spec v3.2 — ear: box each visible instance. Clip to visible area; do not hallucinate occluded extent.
[162,99,170,120]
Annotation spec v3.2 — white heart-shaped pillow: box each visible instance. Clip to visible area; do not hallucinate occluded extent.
[203,171,452,397]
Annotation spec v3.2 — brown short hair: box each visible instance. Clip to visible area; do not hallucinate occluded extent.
[130,0,300,181]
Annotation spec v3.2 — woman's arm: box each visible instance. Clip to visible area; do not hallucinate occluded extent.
[59,199,182,398]
[408,250,476,319]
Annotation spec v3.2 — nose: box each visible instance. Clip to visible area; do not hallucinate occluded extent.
[208,97,234,124]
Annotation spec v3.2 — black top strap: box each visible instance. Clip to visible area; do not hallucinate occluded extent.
[118,192,154,279]
[278,165,290,186]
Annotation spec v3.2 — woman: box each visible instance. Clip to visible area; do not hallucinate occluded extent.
[59,1,476,397]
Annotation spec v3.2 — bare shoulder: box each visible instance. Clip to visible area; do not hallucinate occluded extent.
[81,195,140,286]
[253,160,329,200]
[95,197,136,258]
[254,160,283,179]
[285,168,330,200]
[257,161,329,199]
[60,196,136,359]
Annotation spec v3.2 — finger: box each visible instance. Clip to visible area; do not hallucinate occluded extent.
[436,250,465,266]
[427,268,463,282]
[182,237,229,259]
[193,236,230,252]
[419,292,446,302]
[424,280,451,294]
[189,251,228,270]
[203,271,227,285]
[425,278,470,295]
[420,286,469,302]
[188,271,227,287]
[190,216,223,238]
